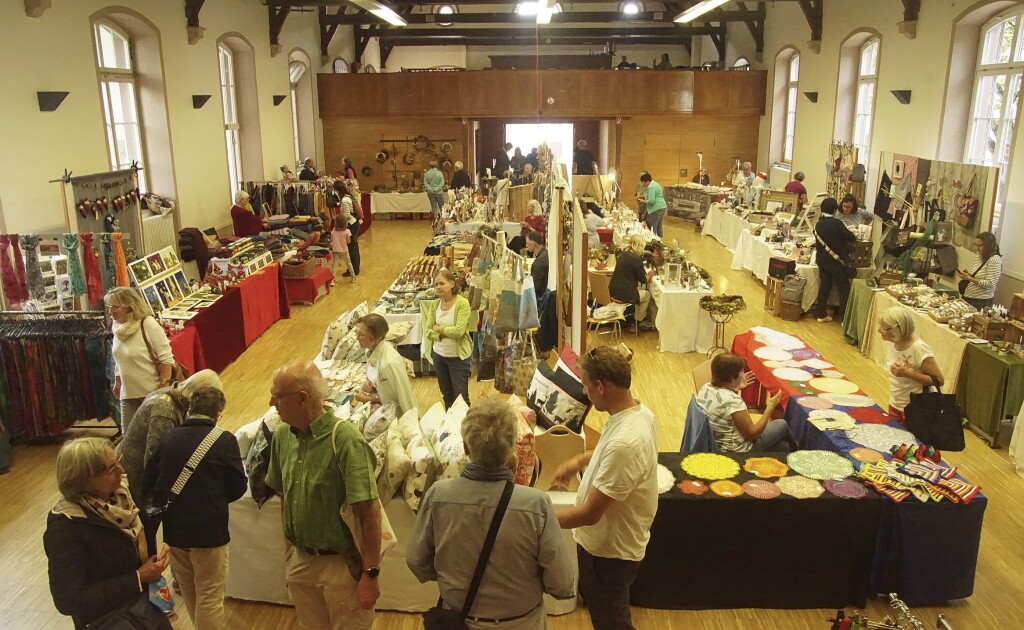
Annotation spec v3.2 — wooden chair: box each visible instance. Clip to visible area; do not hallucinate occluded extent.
[587,270,627,343]
[691,358,713,392]
[534,425,586,492]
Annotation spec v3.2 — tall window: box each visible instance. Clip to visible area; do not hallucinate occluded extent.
[93,22,148,191]
[782,53,800,162]
[218,45,242,203]
[853,38,879,167]
[966,11,1024,231]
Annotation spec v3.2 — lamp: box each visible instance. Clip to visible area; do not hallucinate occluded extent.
[349,0,407,26]
[37,91,69,112]
[536,0,555,24]
[192,94,212,109]
[674,0,729,23]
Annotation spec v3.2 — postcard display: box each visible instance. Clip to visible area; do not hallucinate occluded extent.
[207,238,274,277]
[128,246,216,321]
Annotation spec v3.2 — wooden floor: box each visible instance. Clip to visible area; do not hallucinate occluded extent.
[2,215,1023,628]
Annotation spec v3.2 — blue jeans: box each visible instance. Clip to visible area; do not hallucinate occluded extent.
[432,351,470,410]
[751,418,796,452]
[427,191,446,216]
[645,210,664,238]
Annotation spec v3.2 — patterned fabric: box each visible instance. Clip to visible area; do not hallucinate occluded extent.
[696,383,751,453]
[0,235,22,306]
[61,234,86,296]
[79,478,147,560]
[112,233,130,287]
[79,233,105,305]
[20,234,45,300]
[11,235,27,304]
[100,233,116,291]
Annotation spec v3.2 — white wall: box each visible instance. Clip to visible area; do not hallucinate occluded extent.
[0,1,324,235]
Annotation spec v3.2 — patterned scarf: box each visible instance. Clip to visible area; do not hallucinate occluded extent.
[80,478,148,561]
[11,235,28,303]
[111,233,130,287]
[61,234,87,297]
[0,235,22,306]
[99,234,116,290]
[79,233,105,305]
[19,235,45,300]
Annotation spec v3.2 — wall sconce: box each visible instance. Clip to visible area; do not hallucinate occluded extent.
[37,91,69,112]
[273,95,287,106]
[192,95,212,109]
[891,90,912,105]
[803,91,818,103]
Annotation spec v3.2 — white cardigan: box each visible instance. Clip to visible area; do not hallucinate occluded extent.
[112,316,174,400]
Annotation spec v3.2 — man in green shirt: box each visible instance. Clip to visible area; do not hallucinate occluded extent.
[424,161,446,218]
[265,359,381,629]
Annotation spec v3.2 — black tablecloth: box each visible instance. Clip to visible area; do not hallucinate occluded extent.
[631,453,881,609]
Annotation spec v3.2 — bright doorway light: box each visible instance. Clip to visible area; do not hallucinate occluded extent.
[504,122,575,179]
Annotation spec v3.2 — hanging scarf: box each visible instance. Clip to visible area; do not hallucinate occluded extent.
[111,233,130,287]
[78,478,148,562]
[19,235,45,300]
[99,234,116,291]
[79,233,105,305]
[0,235,23,306]
[11,234,28,304]
[61,234,87,297]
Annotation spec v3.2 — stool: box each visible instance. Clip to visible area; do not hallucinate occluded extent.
[764,276,784,316]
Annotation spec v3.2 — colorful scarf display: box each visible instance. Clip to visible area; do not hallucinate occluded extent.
[61,234,87,297]
[79,233,104,305]
[19,235,45,300]
[99,234,116,291]
[11,235,27,303]
[0,235,23,306]
[111,233,129,287]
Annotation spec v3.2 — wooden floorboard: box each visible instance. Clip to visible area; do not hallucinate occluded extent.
[1,215,1021,628]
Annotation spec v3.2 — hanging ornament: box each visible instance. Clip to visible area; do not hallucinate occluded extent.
[77,203,88,218]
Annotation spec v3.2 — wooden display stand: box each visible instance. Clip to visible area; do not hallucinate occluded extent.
[764,276,783,316]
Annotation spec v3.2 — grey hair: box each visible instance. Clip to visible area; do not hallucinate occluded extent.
[880,306,916,340]
[177,369,223,397]
[742,161,752,169]
[56,437,114,501]
[275,359,329,401]
[104,287,154,322]
[454,161,464,170]
[234,190,250,205]
[189,387,226,418]
[462,397,518,469]
[527,199,542,214]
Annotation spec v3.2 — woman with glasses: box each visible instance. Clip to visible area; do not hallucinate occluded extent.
[422,270,473,410]
[44,437,171,629]
[878,306,945,421]
[352,313,417,415]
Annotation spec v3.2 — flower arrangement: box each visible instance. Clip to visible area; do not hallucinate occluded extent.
[700,294,746,315]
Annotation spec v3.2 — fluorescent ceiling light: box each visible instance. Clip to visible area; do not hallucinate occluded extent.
[350,0,407,26]
[674,0,729,23]
[537,8,554,24]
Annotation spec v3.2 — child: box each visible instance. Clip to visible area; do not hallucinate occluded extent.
[331,224,356,283]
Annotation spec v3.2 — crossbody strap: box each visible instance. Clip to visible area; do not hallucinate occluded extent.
[461,480,515,618]
[168,426,224,499]
[814,226,846,265]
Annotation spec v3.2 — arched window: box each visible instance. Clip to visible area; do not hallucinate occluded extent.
[783,53,799,162]
[333,58,350,73]
[733,56,751,69]
[93,21,148,191]
[965,9,1024,230]
[289,50,316,168]
[289,60,306,165]
[218,44,242,202]
[853,38,879,167]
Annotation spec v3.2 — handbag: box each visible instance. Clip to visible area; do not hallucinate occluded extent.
[422,481,514,630]
[956,175,977,228]
[86,592,172,629]
[511,331,539,397]
[246,420,277,507]
[330,421,398,559]
[494,333,518,395]
[140,317,189,384]
[904,377,965,451]
[958,259,987,297]
[497,259,526,333]
[814,226,858,279]
[518,274,540,330]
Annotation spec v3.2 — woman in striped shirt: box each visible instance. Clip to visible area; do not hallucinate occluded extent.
[958,231,1002,309]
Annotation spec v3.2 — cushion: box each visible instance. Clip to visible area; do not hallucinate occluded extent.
[363,403,397,442]
[404,435,437,511]
[378,426,413,501]
[368,431,387,480]
[347,402,374,433]
[526,345,591,433]
[385,320,414,343]
[394,408,421,449]
[320,318,348,360]
[418,401,446,442]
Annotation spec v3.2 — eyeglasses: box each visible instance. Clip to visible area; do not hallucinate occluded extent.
[98,456,123,477]
[270,390,303,401]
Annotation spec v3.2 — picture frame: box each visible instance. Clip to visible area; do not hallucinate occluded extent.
[146,253,166,276]
[52,256,69,276]
[893,159,906,179]
[143,285,165,313]
[160,247,180,270]
[155,278,178,308]
[129,259,152,284]
[173,270,190,298]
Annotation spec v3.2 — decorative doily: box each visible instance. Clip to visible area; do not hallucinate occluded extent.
[847,407,890,425]
[796,396,834,410]
[657,464,676,494]
[776,475,824,499]
[821,369,846,379]
[677,479,709,495]
[680,453,741,480]
[808,409,857,432]
[787,450,855,480]
[845,424,917,452]
[820,393,876,407]
[743,456,790,478]
[754,347,793,362]
[763,360,787,368]
[800,358,834,370]
[790,349,819,360]
[773,367,813,382]
[809,377,860,395]
[710,480,744,497]
[824,479,869,499]
[849,447,885,463]
[742,479,782,499]
[751,327,806,350]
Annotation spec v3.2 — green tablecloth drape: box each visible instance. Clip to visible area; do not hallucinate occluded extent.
[957,343,1024,441]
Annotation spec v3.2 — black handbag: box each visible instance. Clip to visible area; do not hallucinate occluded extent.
[422,481,514,630]
[958,259,987,298]
[904,378,965,451]
[87,593,172,629]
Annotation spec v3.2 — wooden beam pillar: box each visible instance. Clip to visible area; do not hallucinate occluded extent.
[898,0,920,40]
[185,0,206,45]
[708,23,727,65]
[319,6,344,66]
[796,0,823,53]
[269,2,292,57]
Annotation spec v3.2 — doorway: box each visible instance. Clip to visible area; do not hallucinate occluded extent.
[505,123,574,172]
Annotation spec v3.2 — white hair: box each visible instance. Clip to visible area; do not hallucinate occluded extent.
[234,190,250,205]
[527,199,542,216]
[880,306,916,340]
[454,161,464,170]
[178,369,223,397]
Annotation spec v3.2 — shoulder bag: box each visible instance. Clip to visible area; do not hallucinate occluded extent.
[814,225,858,279]
[140,318,189,384]
[958,258,987,297]
[904,376,965,452]
[422,481,515,630]
[330,421,398,559]
[144,425,225,519]
[86,592,172,630]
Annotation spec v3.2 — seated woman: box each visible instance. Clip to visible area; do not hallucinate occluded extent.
[696,353,794,453]
[353,313,417,416]
[521,199,547,238]
[230,190,263,237]
[878,306,944,421]
[583,204,606,249]
[608,234,656,331]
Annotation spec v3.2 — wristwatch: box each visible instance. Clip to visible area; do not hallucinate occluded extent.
[364,567,381,579]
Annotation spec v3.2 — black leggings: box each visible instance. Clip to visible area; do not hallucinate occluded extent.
[348,217,361,275]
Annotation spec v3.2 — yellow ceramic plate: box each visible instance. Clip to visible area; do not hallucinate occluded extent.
[809,377,860,395]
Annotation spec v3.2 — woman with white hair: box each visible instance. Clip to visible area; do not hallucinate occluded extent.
[230,189,263,237]
[878,306,945,421]
[451,160,472,191]
[609,234,657,331]
[521,199,547,237]
[407,397,574,628]
[105,287,176,433]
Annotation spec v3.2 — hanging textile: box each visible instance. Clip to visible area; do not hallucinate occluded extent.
[111,232,130,287]
[61,234,87,297]
[19,234,45,300]
[79,233,105,304]
[11,235,28,303]
[100,234,116,291]
[0,235,23,307]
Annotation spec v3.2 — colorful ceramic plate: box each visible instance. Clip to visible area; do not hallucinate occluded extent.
[797,396,834,410]
[820,393,875,407]
[776,475,824,499]
[787,450,855,480]
[710,480,744,498]
[801,358,834,370]
[773,367,813,382]
[657,464,676,494]
[809,377,860,395]
[681,453,741,480]
[743,456,790,478]
[677,479,710,495]
[849,447,885,463]
[742,479,782,499]
[824,479,869,499]
[754,347,793,362]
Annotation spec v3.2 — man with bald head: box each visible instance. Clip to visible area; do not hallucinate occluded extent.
[265,359,382,629]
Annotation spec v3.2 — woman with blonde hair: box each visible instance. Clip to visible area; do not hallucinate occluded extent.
[609,234,657,330]
[105,287,175,433]
[878,306,945,421]
[422,269,473,409]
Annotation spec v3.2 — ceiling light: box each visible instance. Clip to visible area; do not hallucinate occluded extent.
[674,0,729,23]
[350,0,407,26]
[622,2,641,15]
[516,2,539,16]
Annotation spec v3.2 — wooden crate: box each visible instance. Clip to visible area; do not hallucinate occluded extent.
[1006,320,1024,345]
[780,300,802,322]
[1010,293,1024,322]
[764,276,783,316]
[971,313,1009,342]
[852,241,873,268]
[878,271,902,287]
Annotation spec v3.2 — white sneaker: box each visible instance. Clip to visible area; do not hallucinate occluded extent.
[816,316,833,323]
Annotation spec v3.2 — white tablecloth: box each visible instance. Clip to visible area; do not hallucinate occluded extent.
[444,221,521,236]
[702,204,750,251]
[650,277,715,353]
[371,192,432,215]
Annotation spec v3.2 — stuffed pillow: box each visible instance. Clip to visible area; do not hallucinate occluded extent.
[378,426,413,501]
[526,345,591,433]
[394,408,421,449]
[368,432,387,479]
[418,401,446,442]
[385,320,415,344]
[363,403,397,442]
[404,434,438,511]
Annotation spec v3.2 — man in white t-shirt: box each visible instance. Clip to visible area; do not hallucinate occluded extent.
[554,347,657,630]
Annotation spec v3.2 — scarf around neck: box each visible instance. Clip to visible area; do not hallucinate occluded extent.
[113,317,144,341]
[461,462,514,482]
[75,478,147,561]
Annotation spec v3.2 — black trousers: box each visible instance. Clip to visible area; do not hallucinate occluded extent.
[348,217,361,275]
[432,350,470,410]
[577,545,641,630]
[816,261,851,320]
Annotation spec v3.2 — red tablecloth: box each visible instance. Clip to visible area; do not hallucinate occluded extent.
[185,290,245,374]
[237,262,290,346]
[168,326,205,374]
[284,266,334,303]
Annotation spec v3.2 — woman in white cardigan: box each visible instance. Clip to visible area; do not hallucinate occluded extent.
[105,287,174,434]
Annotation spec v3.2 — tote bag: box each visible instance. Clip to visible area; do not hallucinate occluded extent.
[497,260,526,333]
[512,332,539,396]
[904,385,965,451]
[518,274,540,330]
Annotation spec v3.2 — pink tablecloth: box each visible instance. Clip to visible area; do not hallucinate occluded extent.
[284,267,334,303]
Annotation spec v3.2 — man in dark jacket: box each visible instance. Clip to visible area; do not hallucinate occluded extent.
[298,157,317,181]
[143,387,246,630]
[813,197,857,323]
[526,230,548,291]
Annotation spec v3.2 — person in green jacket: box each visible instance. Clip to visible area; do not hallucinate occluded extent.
[422,269,473,409]
[637,171,667,238]
[423,161,446,218]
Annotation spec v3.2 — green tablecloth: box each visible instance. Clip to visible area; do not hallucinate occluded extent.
[843,279,876,346]
[957,343,1024,442]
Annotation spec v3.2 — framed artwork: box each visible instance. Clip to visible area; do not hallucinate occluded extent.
[146,253,166,276]
[173,270,190,297]
[176,299,200,309]
[160,247,180,270]
[196,301,216,309]
[155,278,177,308]
[143,285,164,313]
[893,159,906,179]
[129,259,152,284]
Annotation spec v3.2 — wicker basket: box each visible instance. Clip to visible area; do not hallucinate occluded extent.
[780,300,802,322]
[282,258,315,279]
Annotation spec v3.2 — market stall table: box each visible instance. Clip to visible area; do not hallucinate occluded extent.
[284,266,334,304]
[957,342,1024,444]
[631,452,881,609]
[649,277,715,353]
[237,262,290,346]
[443,221,520,236]
[370,191,432,216]
[168,326,205,375]
[701,203,749,250]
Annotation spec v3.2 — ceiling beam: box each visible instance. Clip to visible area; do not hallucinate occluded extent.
[369,26,720,38]
[320,9,762,25]
[736,1,764,62]
[898,0,920,39]
[378,36,706,47]
[269,3,292,56]
[708,23,727,63]
[185,0,206,44]
[319,6,347,65]
[796,0,823,53]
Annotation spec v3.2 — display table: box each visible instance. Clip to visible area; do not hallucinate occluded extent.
[370,191,432,216]
[443,221,521,236]
[383,311,422,346]
[168,326,205,375]
[701,204,749,250]
[649,277,714,353]
[842,279,877,346]
[359,193,373,235]
[284,266,334,304]
[631,452,881,609]
[236,262,290,346]
[957,342,1024,444]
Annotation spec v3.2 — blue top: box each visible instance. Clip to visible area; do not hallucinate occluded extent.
[424,168,445,193]
[644,181,667,214]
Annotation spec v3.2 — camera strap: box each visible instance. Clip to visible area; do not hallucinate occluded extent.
[164,426,224,508]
